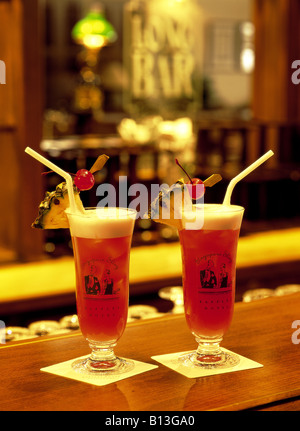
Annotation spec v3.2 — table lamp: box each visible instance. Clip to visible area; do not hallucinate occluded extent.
[71,5,117,117]
[72,6,117,50]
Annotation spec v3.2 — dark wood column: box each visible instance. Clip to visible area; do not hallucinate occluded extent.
[0,0,44,262]
[252,0,300,122]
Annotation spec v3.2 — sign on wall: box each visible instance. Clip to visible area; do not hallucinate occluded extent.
[123,0,202,116]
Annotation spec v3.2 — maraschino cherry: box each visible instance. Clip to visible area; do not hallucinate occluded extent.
[74,169,95,191]
[42,155,109,192]
[175,159,205,199]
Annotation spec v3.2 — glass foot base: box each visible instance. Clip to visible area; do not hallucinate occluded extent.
[179,349,240,370]
[72,356,134,376]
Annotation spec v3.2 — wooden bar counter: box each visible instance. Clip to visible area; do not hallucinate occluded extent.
[1,226,300,315]
[0,292,300,411]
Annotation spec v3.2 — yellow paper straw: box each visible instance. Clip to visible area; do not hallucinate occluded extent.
[223,150,274,206]
[25,146,77,213]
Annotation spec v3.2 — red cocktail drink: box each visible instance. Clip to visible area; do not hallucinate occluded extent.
[179,204,244,368]
[72,235,132,343]
[180,228,240,337]
[66,207,136,374]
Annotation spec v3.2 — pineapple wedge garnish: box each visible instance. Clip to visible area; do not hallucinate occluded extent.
[147,172,222,230]
[32,182,84,229]
[147,179,195,230]
[32,154,109,229]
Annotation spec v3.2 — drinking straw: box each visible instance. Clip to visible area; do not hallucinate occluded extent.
[223,150,274,206]
[25,146,77,213]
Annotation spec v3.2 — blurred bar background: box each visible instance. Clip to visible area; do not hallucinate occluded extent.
[1,0,300,335]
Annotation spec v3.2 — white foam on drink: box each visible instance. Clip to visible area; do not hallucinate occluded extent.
[66,207,136,239]
[182,204,244,230]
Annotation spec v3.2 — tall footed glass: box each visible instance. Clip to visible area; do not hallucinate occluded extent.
[179,204,244,369]
[66,207,136,375]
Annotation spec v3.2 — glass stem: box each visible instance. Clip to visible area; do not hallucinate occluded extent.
[195,335,224,363]
[88,340,117,365]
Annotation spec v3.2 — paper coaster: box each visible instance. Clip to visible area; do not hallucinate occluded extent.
[151,349,263,378]
[41,356,158,386]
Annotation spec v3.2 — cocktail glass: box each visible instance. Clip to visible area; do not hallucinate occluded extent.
[178,204,244,369]
[66,206,136,375]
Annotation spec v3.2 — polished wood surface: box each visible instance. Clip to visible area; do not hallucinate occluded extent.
[0,293,300,411]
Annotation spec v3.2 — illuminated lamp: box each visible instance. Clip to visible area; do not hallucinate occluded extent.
[72,7,117,50]
[71,6,117,117]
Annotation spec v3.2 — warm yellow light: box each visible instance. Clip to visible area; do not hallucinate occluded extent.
[240,48,255,73]
[158,117,193,139]
[159,121,174,135]
[175,118,193,138]
[72,9,117,49]
[82,34,106,49]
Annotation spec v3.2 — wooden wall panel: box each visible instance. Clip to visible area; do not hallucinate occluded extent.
[0,2,15,127]
[0,0,44,263]
[252,0,300,122]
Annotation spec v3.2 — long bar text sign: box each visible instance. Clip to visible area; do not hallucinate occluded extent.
[124,0,201,113]
[130,14,194,99]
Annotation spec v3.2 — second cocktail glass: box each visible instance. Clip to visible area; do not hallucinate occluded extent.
[179,204,244,369]
[66,206,136,375]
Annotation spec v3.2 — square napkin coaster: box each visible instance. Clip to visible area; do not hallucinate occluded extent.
[41,356,158,386]
[151,349,263,378]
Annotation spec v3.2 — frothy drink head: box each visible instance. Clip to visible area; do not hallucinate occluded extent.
[66,207,136,239]
[182,204,244,230]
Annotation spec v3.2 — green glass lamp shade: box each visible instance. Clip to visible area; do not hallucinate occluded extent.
[72,10,117,49]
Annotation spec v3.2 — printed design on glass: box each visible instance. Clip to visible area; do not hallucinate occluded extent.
[83,258,119,298]
[196,253,232,292]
